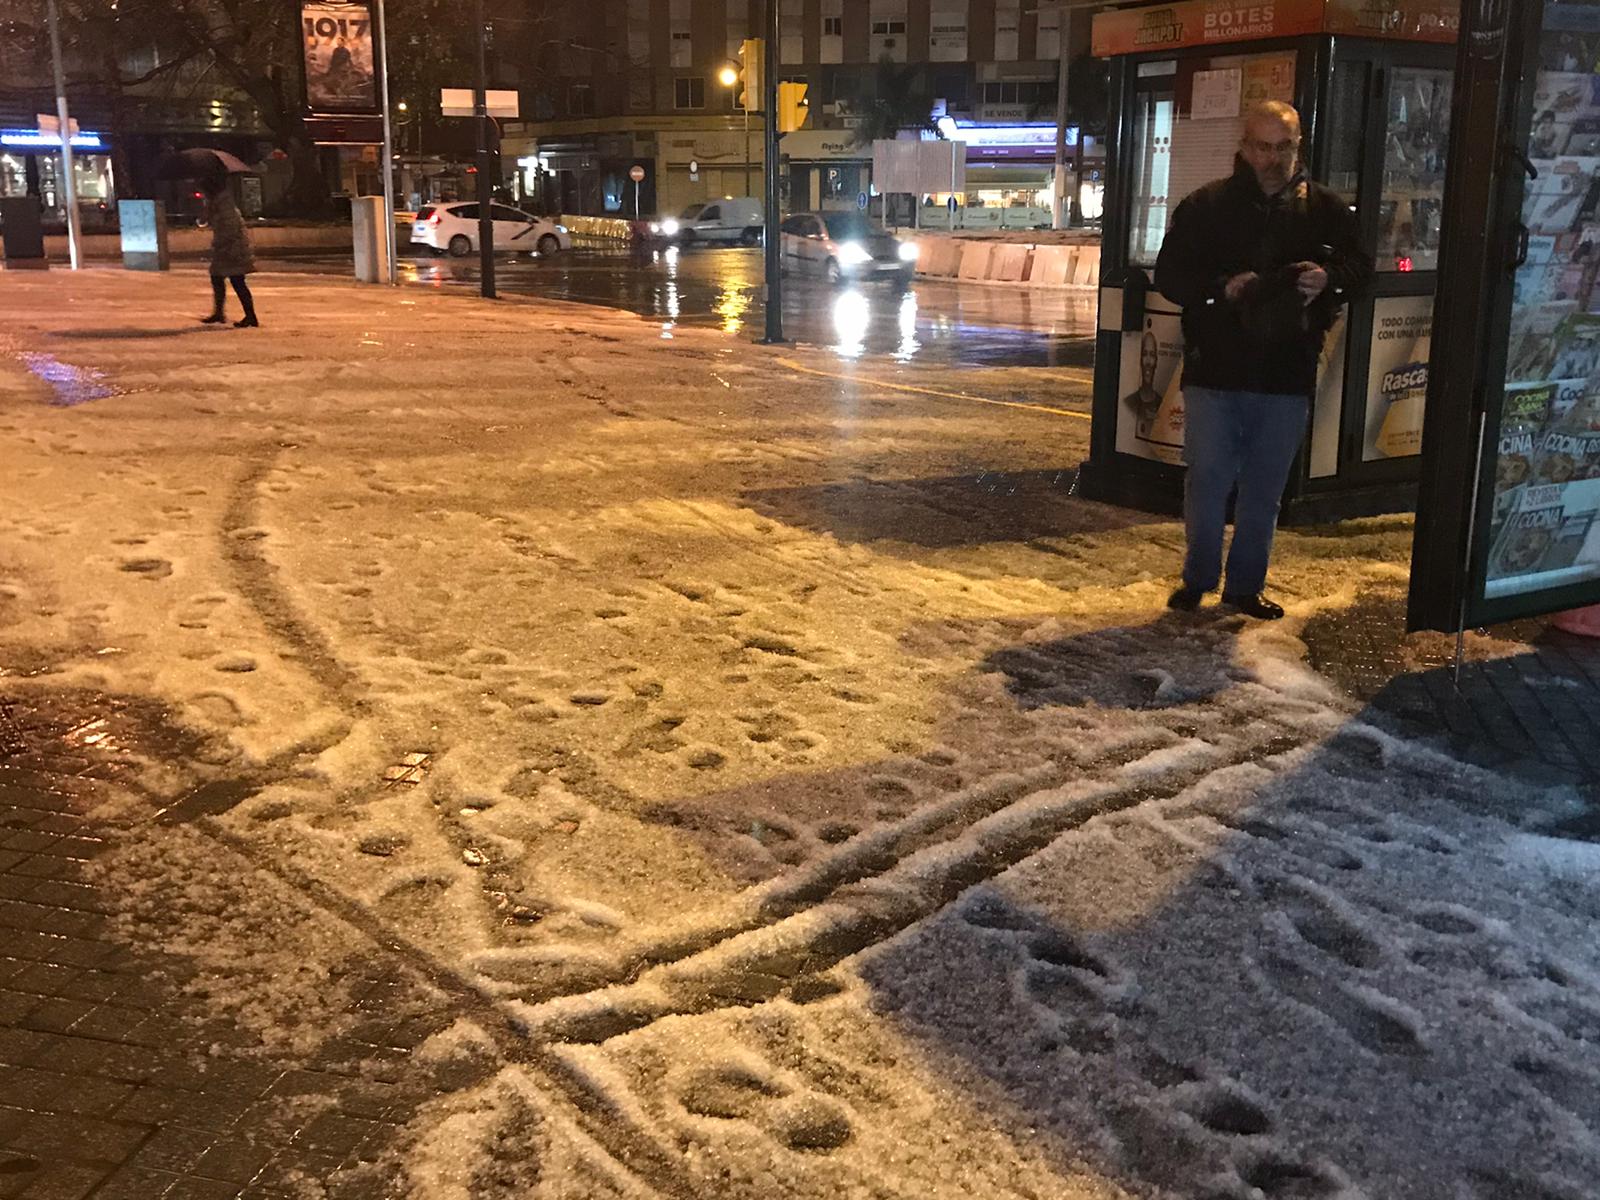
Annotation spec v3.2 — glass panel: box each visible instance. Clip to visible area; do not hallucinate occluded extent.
[1482,2,1600,602]
[1323,61,1368,206]
[1127,51,1297,269]
[1376,68,1452,272]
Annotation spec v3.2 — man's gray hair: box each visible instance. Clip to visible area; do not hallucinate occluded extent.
[1245,100,1302,133]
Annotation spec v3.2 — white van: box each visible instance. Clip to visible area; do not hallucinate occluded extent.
[652,197,764,246]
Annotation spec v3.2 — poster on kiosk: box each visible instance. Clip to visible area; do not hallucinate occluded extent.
[1411,0,1600,631]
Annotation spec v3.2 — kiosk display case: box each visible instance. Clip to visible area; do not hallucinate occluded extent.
[1078,0,1459,523]
[1411,0,1600,631]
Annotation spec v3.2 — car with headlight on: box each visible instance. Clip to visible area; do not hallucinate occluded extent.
[779,211,917,285]
[411,202,571,257]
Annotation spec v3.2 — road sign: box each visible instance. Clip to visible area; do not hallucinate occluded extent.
[857,191,868,210]
[689,159,699,174]
[629,165,645,182]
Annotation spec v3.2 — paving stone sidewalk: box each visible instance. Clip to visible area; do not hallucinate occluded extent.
[0,691,473,1200]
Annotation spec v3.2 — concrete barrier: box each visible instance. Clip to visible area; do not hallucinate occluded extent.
[1028,244,1077,285]
[45,224,353,262]
[1072,245,1101,286]
[957,241,994,280]
[986,243,1030,282]
[916,235,964,278]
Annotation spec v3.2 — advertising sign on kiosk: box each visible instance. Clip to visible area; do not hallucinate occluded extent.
[1079,0,1461,523]
[1410,0,1600,632]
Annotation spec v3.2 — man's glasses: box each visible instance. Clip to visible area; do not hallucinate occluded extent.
[1245,138,1300,156]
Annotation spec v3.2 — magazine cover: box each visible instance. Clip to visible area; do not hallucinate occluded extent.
[1489,502,1567,579]
[1542,512,1597,572]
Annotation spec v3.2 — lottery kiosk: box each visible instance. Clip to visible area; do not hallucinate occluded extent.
[1077,0,1459,522]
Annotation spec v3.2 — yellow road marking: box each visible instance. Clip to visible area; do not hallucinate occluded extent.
[775,357,1093,421]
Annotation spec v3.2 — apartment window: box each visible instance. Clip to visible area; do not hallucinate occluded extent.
[675,77,706,108]
[982,81,1052,109]
[780,7,804,63]
[995,0,1021,61]
[670,0,691,68]
[871,0,908,62]
[626,0,649,65]
[726,0,748,59]
[822,0,844,63]
[568,83,595,116]
[1036,8,1062,61]
[930,0,968,63]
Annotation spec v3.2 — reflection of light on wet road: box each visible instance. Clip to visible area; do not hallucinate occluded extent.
[18,352,118,406]
[832,290,869,359]
[895,289,921,362]
[279,247,1099,367]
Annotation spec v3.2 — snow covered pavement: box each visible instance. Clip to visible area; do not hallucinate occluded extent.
[1,270,1597,1199]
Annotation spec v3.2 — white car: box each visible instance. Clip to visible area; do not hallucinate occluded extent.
[651,197,764,245]
[779,211,918,285]
[411,202,571,257]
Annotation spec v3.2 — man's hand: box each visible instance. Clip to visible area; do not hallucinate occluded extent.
[1224,272,1259,302]
[1293,262,1329,304]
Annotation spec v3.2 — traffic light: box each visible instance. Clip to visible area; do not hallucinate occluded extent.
[777,81,809,133]
[738,38,763,111]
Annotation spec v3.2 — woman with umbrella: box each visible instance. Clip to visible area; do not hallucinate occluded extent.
[158,149,260,328]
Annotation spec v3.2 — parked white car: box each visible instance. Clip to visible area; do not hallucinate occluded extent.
[651,197,764,246]
[411,202,571,257]
[779,211,918,284]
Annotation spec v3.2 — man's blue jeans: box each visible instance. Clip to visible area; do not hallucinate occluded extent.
[1181,386,1310,598]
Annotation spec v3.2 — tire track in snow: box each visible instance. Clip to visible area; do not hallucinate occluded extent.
[220,451,371,712]
[517,723,1306,1045]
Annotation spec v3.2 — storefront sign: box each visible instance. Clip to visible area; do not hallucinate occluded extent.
[1323,0,1459,42]
[1091,0,1459,56]
[1364,294,1435,460]
[1,129,104,149]
[302,1,378,113]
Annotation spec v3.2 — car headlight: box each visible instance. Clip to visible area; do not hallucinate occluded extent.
[661,218,680,236]
[837,242,872,266]
[556,224,568,234]
[898,241,919,263]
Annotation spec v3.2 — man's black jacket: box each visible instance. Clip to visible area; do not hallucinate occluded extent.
[1154,157,1374,397]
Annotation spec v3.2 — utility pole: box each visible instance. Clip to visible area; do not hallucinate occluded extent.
[376,0,398,284]
[761,0,783,344]
[44,0,81,269]
[1052,29,1071,230]
[473,0,496,299]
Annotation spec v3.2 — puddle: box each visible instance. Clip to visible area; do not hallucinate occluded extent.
[17,352,120,406]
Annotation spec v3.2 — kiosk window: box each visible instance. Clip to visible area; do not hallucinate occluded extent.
[1127,51,1298,269]
[1377,68,1452,272]
[1323,62,1369,207]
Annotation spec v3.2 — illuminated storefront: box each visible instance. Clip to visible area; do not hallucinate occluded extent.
[0,128,116,228]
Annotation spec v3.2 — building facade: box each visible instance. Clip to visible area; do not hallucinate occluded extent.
[501,0,1100,222]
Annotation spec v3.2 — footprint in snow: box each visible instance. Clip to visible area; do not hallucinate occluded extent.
[676,1062,854,1153]
[1255,952,1424,1058]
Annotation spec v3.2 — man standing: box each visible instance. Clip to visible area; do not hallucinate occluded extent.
[1155,101,1372,619]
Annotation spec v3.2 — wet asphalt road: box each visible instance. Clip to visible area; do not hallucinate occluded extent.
[280,244,1098,368]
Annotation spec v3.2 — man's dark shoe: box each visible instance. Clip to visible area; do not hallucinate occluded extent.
[1222,593,1285,620]
[199,313,226,324]
[1167,586,1204,612]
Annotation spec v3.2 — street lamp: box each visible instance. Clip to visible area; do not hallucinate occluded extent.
[718,61,750,197]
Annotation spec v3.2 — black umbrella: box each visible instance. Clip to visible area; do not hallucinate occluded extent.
[154,148,255,182]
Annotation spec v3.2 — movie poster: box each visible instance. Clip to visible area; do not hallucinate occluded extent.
[303,2,378,113]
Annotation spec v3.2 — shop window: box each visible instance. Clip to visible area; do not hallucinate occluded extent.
[675,77,706,109]
[1377,68,1452,273]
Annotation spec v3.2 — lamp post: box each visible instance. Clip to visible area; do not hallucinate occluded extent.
[718,63,750,197]
[44,0,81,269]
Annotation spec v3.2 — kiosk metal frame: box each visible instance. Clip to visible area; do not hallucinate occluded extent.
[1078,1,1459,525]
